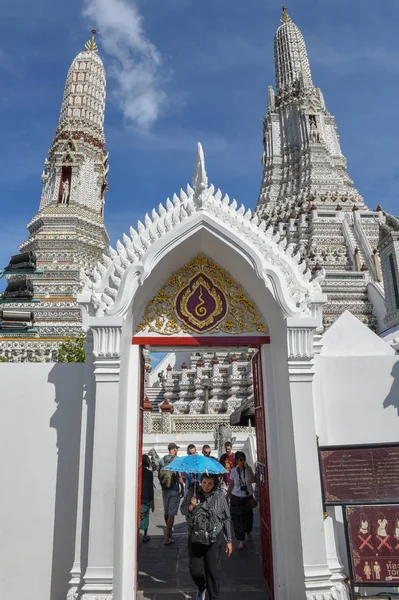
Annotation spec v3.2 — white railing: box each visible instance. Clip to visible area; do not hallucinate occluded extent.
[341,215,357,267]
[144,412,251,434]
[353,214,377,279]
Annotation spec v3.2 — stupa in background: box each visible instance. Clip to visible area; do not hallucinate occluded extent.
[0,32,110,361]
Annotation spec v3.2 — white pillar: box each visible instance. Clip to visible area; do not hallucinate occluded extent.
[113,342,142,600]
[81,318,123,600]
[261,339,306,599]
[287,319,335,599]
[324,511,350,600]
[66,335,95,600]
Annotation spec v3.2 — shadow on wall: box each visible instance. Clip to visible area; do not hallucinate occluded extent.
[48,363,84,600]
[383,360,399,415]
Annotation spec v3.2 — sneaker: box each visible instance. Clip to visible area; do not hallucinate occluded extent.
[142,534,150,543]
[196,591,206,600]
[237,541,245,549]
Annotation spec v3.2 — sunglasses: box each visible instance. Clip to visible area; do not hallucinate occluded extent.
[203,451,211,455]
[238,458,245,461]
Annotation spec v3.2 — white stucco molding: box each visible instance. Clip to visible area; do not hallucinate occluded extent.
[90,316,123,382]
[78,144,325,322]
[306,586,350,600]
[286,314,329,370]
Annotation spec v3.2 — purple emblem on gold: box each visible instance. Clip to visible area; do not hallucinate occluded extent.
[175,274,227,333]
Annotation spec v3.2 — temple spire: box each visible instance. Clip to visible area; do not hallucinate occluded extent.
[85,28,99,53]
[281,6,291,23]
[274,7,312,92]
[57,34,106,143]
[38,36,109,212]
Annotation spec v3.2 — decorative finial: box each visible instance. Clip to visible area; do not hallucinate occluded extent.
[281,6,291,23]
[192,142,208,195]
[85,29,99,53]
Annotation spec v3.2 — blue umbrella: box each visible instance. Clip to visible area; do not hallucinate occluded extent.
[163,454,227,475]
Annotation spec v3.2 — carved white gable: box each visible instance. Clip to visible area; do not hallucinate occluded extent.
[79,144,325,319]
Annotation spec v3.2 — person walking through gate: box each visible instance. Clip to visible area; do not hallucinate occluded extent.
[158,442,184,546]
[140,454,154,543]
[181,473,233,600]
[219,441,235,491]
[202,444,219,461]
[182,444,198,496]
[226,451,256,549]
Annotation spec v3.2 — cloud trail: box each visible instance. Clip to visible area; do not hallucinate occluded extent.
[83,0,166,129]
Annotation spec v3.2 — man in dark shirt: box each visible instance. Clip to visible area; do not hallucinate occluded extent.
[141,455,154,542]
[219,441,236,490]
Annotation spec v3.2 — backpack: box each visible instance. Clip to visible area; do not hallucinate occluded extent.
[159,455,177,489]
[189,491,218,545]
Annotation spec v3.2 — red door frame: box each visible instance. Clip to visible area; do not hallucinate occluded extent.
[134,336,274,597]
[252,347,274,597]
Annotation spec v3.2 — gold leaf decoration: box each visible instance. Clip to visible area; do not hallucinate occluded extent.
[136,254,268,335]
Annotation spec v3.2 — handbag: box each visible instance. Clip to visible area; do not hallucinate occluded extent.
[247,495,258,509]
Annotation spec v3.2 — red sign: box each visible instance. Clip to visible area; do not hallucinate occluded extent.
[319,444,399,504]
[346,505,399,585]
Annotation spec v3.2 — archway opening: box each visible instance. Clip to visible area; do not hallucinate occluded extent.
[130,252,288,599]
[137,340,273,599]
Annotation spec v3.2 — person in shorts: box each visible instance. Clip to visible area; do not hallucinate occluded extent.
[158,442,184,545]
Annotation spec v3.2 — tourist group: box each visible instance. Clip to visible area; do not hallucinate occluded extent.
[140,441,258,600]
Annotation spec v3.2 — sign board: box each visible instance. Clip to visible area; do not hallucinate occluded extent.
[319,443,399,505]
[345,505,399,586]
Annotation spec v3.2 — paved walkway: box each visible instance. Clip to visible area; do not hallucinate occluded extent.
[138,482,271,599]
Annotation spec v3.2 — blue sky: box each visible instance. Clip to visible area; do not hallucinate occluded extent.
[1,0,399,283]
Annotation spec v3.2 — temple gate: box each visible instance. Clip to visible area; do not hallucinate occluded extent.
[76,144,349,600]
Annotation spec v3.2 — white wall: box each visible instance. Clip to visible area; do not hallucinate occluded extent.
[314,355,399,446]
[0,363,85,600]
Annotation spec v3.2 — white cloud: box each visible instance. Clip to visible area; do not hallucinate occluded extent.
[83,0,166,128]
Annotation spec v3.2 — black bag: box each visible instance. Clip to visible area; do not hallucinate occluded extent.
[189,492,218,545]
[247,496,258,509]
[159,455,177,489]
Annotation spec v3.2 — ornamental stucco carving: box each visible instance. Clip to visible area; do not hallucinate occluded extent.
[80,143,323,321]
[92,325,122,359]
[136,254,268,336]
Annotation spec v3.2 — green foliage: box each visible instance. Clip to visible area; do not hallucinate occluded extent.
[0,355,8,362]
[58,334,86,363]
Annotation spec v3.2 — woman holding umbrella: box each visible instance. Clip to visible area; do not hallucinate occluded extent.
[167,454,232,600]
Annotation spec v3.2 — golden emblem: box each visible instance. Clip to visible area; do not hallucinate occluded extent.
[194,286,206,317]
[176,274,227,333]
[136,254,268,336]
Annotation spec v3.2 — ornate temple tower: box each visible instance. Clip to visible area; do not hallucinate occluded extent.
[0,32,110,360]
[256,7,385,329]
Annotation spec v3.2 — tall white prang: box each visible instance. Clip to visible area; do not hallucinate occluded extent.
[256,7,384,330]
[0,32,110,361]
